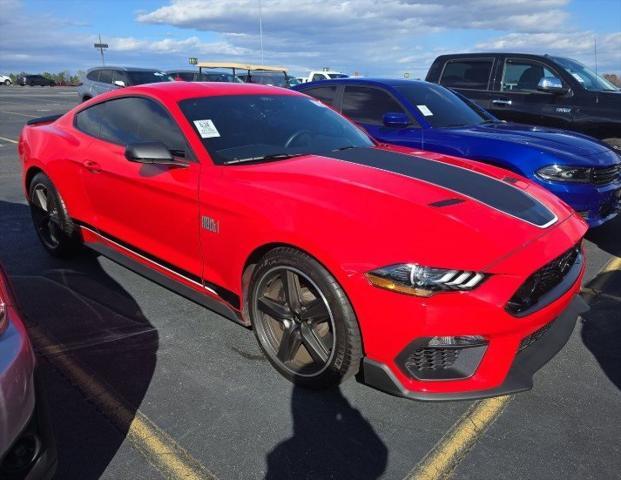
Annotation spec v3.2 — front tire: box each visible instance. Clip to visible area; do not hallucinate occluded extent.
[248,247,362,388]
[29,173,81,258]
[3,80,10,86]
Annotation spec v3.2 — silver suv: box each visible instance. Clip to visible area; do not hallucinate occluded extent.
[77,66,171,102]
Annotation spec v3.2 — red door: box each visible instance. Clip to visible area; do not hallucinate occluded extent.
[77,96,203,280]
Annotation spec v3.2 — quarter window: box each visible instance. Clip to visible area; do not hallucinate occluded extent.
[302,86,337,106]
[98,69,113,84]
[75,97,187,155]
[440,59,494,90]
[342,86,405,125]
[501,59,562,92]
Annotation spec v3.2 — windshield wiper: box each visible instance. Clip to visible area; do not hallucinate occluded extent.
[332,145,357,151]
[223,153,306,165]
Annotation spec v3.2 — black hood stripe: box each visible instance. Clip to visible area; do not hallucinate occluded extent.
[322,148,557,228]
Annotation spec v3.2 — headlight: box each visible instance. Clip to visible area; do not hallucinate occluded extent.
[536,165,592,183]
[366,264,486,297]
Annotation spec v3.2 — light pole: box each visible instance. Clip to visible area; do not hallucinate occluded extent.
[258,0,264,65]
[94,34,108,66]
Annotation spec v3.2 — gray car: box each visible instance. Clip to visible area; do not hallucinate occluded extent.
[0,265,56,479]
[77,66,171,102]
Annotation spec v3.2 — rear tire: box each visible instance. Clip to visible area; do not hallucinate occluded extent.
[248,247,362,389]
[28,172,82,258]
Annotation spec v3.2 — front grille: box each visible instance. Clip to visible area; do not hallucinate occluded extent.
[591,164,620,186]
[404,347,460,375]
[506,244,581,315]
[518,320,554,353]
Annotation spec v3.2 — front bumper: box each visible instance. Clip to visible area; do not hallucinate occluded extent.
[358,295,588,401]
[538,179,621,228]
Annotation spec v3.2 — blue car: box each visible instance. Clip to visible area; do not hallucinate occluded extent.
[293,78,621,227]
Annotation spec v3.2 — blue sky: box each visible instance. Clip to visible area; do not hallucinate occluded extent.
[1,0,619,77]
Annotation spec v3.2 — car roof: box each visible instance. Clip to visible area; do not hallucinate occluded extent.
[296,78,430,89]
[87,66,165,72]
[102,81,301,102]
[433,52,551,59]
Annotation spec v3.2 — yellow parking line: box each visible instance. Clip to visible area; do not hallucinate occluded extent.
[404,396,512,480]
[1,110,36,118]
[29,325,216,480]
[0,135,18,144]
[583,255,621,297]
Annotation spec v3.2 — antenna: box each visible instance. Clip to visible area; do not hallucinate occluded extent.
[258,0,264,65]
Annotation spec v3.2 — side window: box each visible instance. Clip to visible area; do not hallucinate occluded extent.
[312,74,325,82]
[111,70,128,85]
[98,97,187,155]
[86,70,100,81]
[98,69,113,84]
[302,86,337,106]
[501,59,562,92]
[440,59,494,90]
[342,86,405,125]
[75,102,106,138]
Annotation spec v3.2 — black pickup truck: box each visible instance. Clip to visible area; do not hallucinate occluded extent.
[426,53,621,150]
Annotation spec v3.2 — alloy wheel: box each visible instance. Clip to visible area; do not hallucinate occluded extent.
[30,184,62,250]
[253,266,336,376]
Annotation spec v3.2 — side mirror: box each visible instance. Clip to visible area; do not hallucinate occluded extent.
[383,112,411,128]
[125,142,182,166]
[537,77,567,94]
[113,80,126,87]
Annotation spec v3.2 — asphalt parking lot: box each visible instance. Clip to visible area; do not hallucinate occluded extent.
[1,86,620,480]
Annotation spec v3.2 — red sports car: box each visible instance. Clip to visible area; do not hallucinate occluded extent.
[19,82,588,400]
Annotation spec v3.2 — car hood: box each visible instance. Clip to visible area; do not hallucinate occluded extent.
[223,146,580,272]
[440,122,617,165]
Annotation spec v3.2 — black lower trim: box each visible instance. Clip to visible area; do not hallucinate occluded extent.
[76,220,241,310]
[358,295,589,402]
[86,242,244,324]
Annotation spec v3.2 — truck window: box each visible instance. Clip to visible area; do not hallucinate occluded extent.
[501,59,562,92]
[439,59,493,90]
[312,73,326,82]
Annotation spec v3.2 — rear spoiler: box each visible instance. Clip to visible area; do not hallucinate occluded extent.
[26,114,62,126]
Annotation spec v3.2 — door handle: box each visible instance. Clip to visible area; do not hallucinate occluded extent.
[492,99,513,106]
[84,160,102,173]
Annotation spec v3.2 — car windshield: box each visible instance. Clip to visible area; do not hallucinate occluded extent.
[127,71,171,85]
[179,94,373,164]
[201,72,242,83]
[395,83,489,128]
[551,56,618,92]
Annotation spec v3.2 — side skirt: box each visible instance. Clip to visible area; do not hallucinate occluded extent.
[82,238,245,326]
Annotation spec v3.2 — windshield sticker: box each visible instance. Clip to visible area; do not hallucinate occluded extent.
[194,119,221,138]
[417,105,433,116]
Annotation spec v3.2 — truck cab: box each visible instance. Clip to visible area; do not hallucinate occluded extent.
[426,53,621,150]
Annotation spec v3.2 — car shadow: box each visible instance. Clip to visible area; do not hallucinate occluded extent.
[0,199,158,479]
[585,214,621,257]
[265,385,388,480]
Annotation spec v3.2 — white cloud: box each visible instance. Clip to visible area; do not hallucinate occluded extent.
[476,32,621,73]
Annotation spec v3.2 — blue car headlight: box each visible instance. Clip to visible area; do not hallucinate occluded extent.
[366,264,486,297]
[536,165,592,183]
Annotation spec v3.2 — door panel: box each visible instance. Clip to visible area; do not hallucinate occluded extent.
[76,96,203,279]
[490,58,573,128]
[437,57,496,110]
